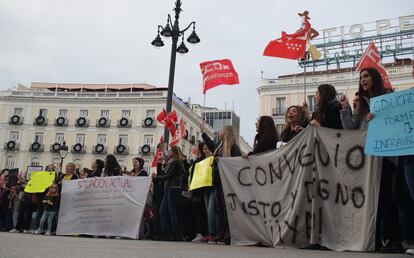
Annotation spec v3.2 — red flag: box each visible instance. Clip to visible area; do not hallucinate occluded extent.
[151,136,165,168]
[156,110,178,136]
[169,118,186,147]
[356,41,392,88]
[263,19,310,60]
[200,59,239,94]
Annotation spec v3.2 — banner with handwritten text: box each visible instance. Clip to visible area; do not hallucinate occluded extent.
[57,176,151,239]
[365,88,414,156]
[218,127,381,251]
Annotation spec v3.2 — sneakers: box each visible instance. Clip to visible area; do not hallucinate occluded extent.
[202,234,215,244]
[380,240,404,253]
[9,229,19,233]
[192,234,204,243]
[45,230,51,236]
[35,229,43,235]
[406,249,414,255]
[217,237,230,245]
[23,230,31,234]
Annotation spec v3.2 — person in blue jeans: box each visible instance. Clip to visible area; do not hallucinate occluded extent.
[35,184,59,235]
[152,146,185,241]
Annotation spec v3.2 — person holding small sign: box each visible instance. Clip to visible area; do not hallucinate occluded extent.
[201,124,241,245]
[35,184,59,235]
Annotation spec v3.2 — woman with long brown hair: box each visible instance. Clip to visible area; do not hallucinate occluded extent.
[309,84,343,129]
[201,124,241,244]
[152,145,186,240]
[280,105,309,142]
[248,115,278,155]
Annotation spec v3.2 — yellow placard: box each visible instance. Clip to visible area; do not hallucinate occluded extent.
[189,156,214,191]
[24,171,56,193]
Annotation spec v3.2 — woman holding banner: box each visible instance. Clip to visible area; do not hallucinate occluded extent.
[280,106,309,143]
[340,68,403,252]
[201,125,241,244]
[309,84,343,129]
[152,145,185,241]
[246,116,278,155]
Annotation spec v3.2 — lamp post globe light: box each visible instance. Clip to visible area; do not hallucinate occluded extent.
[151,0,200,144]
[58,141,68,173]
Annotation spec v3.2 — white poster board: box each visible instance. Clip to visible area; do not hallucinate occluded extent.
[57,176,151,239]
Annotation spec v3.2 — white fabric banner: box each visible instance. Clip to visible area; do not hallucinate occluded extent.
[57,176,151,239]
[218,126,381,251]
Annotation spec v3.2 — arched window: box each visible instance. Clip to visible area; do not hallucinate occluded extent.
[31,157,40,167]
[73,159,82,169]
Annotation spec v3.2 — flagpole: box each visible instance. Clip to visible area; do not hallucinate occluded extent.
[303,52,307,103]
[202,93,206,125]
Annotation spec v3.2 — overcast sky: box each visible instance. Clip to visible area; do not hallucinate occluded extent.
[0,0,412,145]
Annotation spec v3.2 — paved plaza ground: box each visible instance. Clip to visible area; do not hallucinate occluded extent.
[0,232,409,258]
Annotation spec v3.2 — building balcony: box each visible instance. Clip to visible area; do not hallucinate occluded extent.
[71,144,86,154]
[33,116,48,126]
[139,145,154,155]
[92,144,108,154]
[272,107,287,116]
[50,143,61,153]
[114,145,129,155]
[9,115,24,125]
[96,117,110,127]
[54,117,69,127]
[142,117,156,128]
[4,141,20,151]
[117,118,132,128]
[75,117,90,127]
[29,142,44,152]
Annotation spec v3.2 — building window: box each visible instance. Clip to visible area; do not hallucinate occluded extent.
[31,157,40,167]
[13,108,23,116]
[55,133,65,144]
[100,110,110,118]
[119,134,128,146]
[97,134,107,145]
[59,109,68,118]
[9,131,19,142]
[39,109,48,117]
[274,97,286,115]
[121,110,131,118]
[76,134,86,145]
[308,95,316,112]
[143,135,154,145]
[5,156,15,169]
[34,133,44,144]
[79,109,89,118]
[144,160,150,173]
[146,110,155,118]
[196,132,200,143]
[190,127,194,137]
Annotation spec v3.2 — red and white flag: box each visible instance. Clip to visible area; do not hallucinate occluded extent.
[151,136,165,168]
[356,41,392,88]
[263,19,311,60]
[169,118,186,147]
[156,110,178,137]
[200,59,239,94]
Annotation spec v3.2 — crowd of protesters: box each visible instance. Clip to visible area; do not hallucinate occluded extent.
[0,67,413,254]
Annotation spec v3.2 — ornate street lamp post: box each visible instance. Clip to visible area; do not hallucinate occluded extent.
[58,141,68,173]
[151,0,200,144]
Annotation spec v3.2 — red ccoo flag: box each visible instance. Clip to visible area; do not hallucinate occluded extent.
[151,136,165,168]
[200,59,239,94]
[156,109,178,137]
[356,41,392,88]
[263,19,311,60]
[169,118,186,147]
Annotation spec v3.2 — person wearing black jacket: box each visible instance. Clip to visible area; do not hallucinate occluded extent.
[201,124,241,244]
[247,116,278,156]
[152,145,185,240]
[280,106,309,143]
[309,84,343,129]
